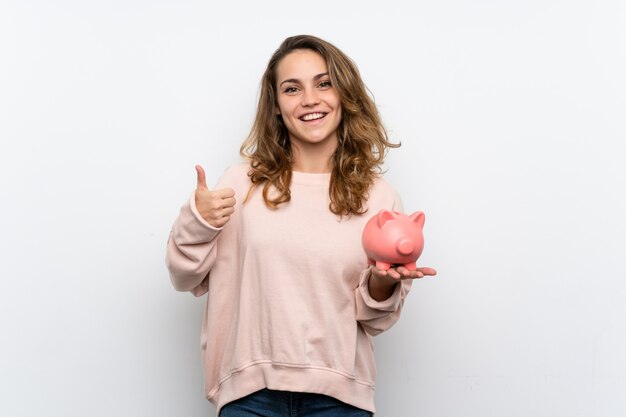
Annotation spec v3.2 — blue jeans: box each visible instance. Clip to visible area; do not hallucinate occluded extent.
[219,388,373,417]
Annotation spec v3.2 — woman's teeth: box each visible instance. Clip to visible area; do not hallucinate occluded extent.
[301,113,326,121]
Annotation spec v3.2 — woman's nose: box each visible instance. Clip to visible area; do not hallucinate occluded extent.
[301,88,320,106]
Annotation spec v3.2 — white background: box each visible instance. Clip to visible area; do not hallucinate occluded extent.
[1,0,625,416]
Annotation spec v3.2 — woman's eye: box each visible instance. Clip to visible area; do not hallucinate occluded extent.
[319,81,332,88]
[284,86,298,94]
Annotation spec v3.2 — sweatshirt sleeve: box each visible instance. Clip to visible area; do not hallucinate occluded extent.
[165,192,224,296]
[354,182,412,336]
[354,270,412,336]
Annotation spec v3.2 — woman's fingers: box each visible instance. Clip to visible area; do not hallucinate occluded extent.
[375,265,437,281]
[415,267,437,276]
[193,165,236,228]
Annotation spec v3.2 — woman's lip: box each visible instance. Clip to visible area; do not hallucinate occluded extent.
[300,117,326,125]
[299,112,328,121]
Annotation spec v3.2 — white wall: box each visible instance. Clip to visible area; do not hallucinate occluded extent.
[1,1,625,416]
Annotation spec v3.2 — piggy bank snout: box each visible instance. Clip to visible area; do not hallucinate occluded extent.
[396,238,415,255]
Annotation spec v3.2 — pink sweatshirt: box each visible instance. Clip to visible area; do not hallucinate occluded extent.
[165,163,412,414]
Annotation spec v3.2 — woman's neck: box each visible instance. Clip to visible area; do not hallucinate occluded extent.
[290,142,336,173]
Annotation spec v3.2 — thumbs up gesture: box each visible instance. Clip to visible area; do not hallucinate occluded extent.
[194,165,236,228]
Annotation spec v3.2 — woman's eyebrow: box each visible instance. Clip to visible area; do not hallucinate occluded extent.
[279,72,329,87]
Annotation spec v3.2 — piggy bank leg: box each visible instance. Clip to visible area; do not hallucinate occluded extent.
[403,262,417,271]
[375,261,392,271]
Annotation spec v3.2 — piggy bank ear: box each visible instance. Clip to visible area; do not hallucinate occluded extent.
[409,211,425,228]
[377,210,397,227]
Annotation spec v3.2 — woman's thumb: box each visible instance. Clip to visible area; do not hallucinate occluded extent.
[195,165,209,191]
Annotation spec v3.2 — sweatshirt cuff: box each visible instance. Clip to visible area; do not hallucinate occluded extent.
[173,193,224,244]
[357,268,403,312]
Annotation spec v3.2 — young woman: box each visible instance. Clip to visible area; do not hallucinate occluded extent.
[165,35,436,417]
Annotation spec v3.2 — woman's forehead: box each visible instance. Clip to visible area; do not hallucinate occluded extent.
[276,50,328,82]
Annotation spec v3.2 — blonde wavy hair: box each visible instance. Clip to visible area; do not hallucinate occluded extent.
[240,34,400,216]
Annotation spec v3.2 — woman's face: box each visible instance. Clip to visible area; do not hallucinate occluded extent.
[274,49,342,154]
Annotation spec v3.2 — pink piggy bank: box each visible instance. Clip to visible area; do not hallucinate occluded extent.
[362,210,425,271]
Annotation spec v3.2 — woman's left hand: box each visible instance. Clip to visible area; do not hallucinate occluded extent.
[368,265,437,301]
[372,265,437,281]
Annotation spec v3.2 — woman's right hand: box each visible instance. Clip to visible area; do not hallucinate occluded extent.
[194,165,236,228]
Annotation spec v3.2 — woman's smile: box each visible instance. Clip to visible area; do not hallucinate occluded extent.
[300,112,327,122]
